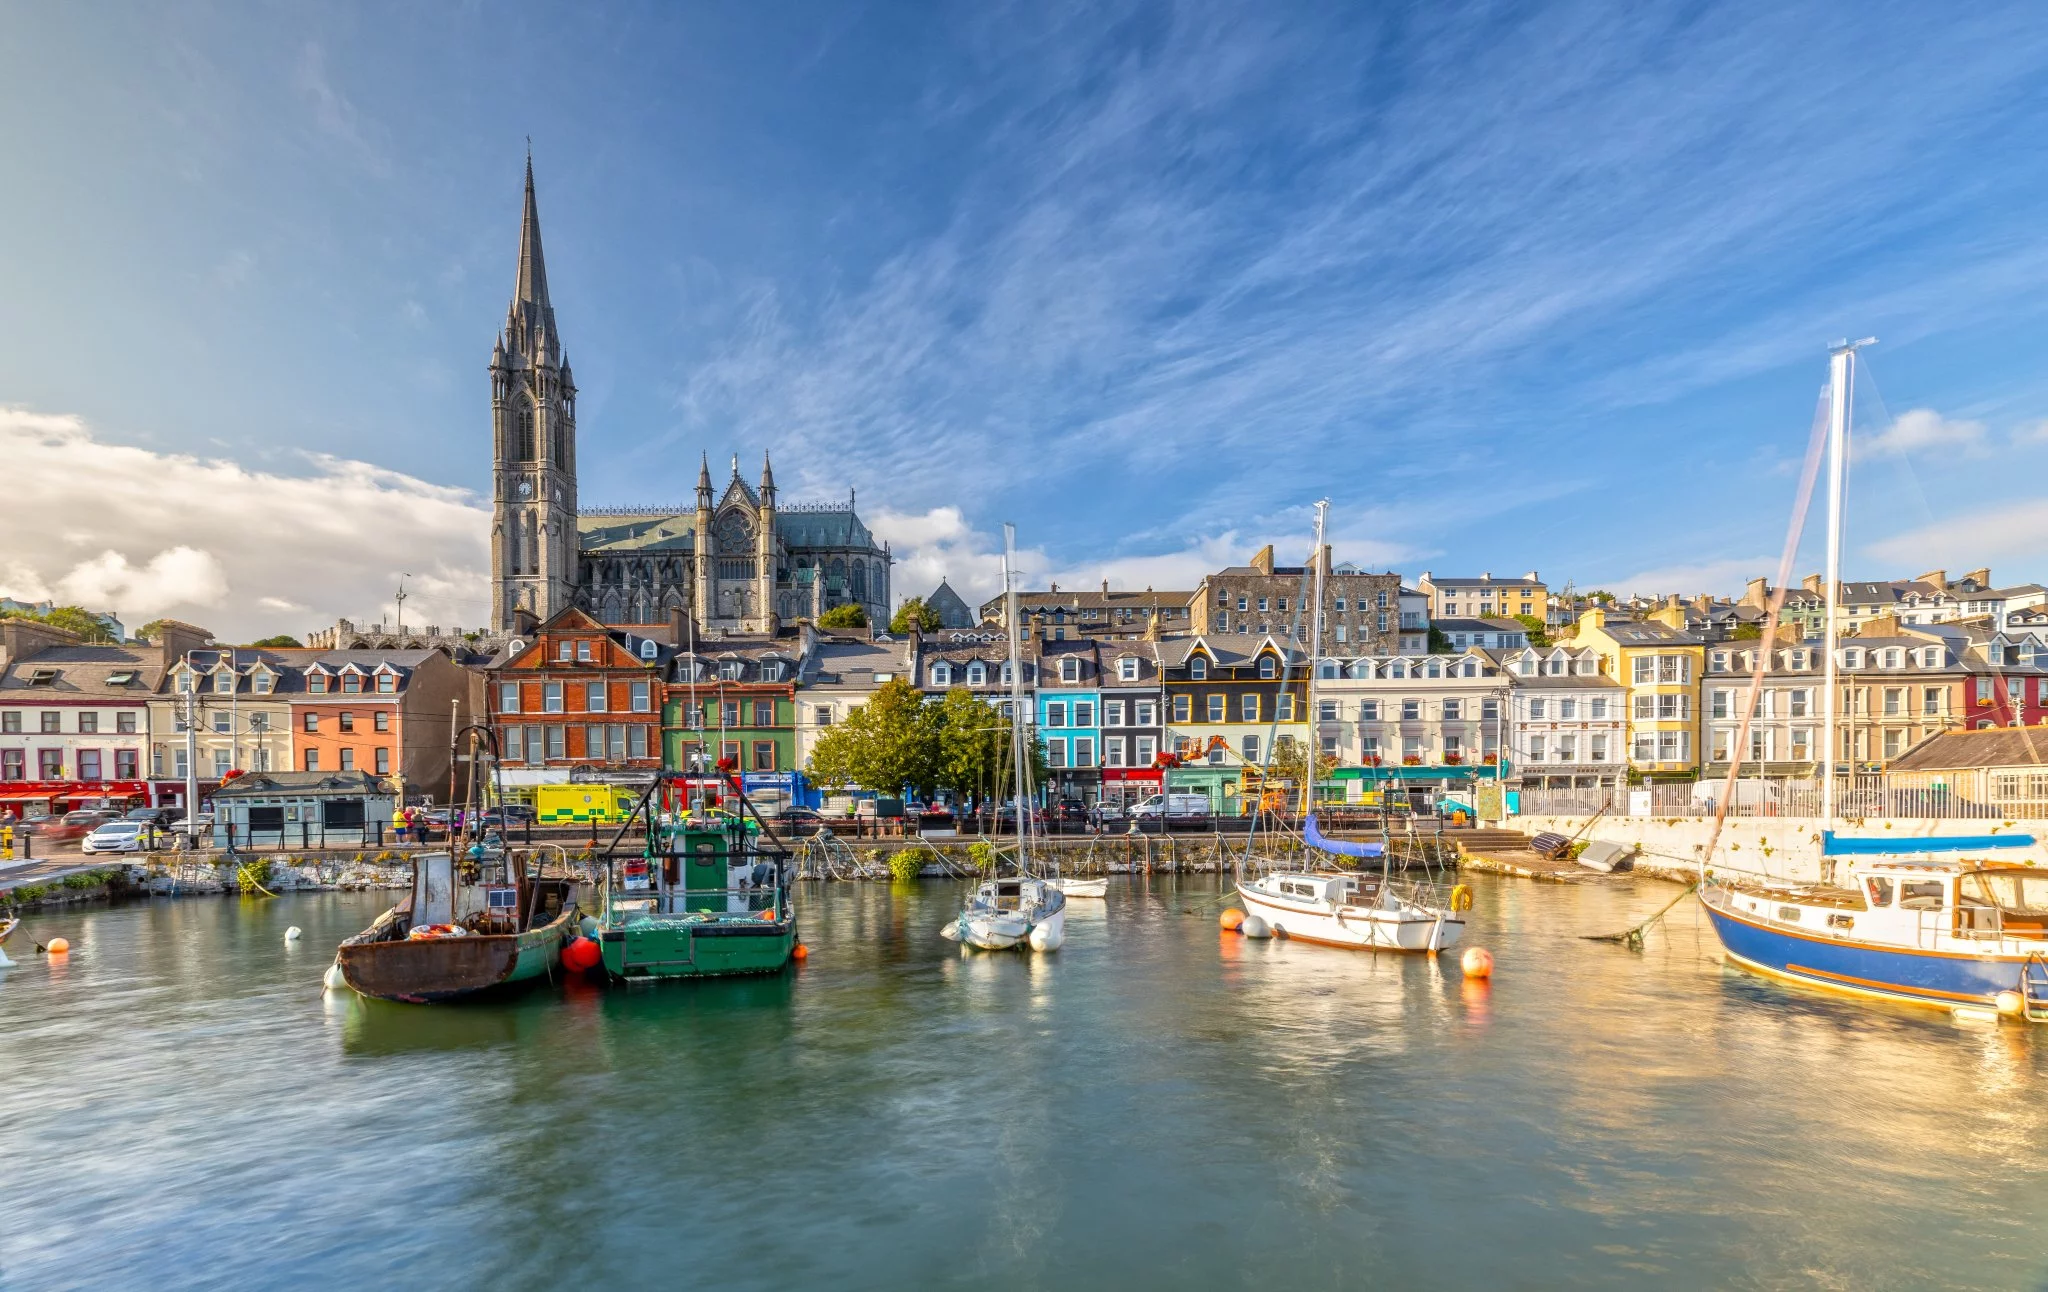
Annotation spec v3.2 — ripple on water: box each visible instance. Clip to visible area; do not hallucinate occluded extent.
[3,878,2048,1289]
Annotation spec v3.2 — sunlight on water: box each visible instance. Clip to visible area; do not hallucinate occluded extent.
[4,875,2048,1289]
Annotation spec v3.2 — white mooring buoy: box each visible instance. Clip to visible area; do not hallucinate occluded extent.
[322,960,347,991]
[284,926,303,942]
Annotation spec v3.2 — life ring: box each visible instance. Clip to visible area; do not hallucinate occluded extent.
[1449,885,1473,913]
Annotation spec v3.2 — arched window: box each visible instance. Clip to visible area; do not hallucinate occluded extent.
[1060,657,1079,683]
[852,562,868,602]
[1258,656,1276,680]
[1189,656,1208,680]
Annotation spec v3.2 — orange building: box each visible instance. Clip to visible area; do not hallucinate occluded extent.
[279,649,475,799]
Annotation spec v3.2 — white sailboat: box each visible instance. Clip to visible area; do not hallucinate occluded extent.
[943,524,1067,952]
[1233,500,1467,954]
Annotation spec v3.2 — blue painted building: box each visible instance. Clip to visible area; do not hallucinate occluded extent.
[1036,638,1102,805]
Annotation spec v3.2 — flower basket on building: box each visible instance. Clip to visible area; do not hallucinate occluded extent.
[1444,752,1463,765]
[1402,755,1422,766]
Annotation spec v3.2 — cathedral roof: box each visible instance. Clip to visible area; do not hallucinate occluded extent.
[575,504,883,556]
[775,508,876,550]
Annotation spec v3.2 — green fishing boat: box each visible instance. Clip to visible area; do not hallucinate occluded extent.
[592,777,799,981]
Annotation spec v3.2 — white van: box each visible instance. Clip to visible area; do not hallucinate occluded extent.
[1131,793,1211,820]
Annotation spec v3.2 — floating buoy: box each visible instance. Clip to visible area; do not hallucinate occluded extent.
[1241,915,1272,939]
[579,915,600,937]
[1996,990,2025,1018]
[1028,921,1064,952]
[284,926,302,942]
[323,960,348,991]
[1461,947,1494,979]
[45,937,69,955]
[792,942,809,962]
[562,936,603,973]
[1220,908,1246,932]
[758,908,778,921]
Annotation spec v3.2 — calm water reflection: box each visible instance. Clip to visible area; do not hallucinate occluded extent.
[4,875,2047,1289]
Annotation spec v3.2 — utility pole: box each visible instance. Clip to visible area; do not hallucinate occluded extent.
[395,575,411,637]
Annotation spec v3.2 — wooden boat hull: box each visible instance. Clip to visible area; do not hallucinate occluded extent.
[1702,892,2027,1013]
[598,917,798,980]
[337,905,577,1004]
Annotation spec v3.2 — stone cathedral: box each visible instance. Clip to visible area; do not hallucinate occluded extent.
[489,159,892,636]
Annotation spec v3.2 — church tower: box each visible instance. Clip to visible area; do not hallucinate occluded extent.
[490,155,579,632]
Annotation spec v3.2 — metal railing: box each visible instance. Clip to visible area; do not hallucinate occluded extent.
[1517,773,2048,820]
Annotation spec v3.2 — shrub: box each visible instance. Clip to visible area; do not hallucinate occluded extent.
[12,884,48,903]
[888,851,924,883]
[967,840,998,874]
[63,870,110,891]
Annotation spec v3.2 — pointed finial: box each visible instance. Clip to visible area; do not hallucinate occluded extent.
[760,451,776,495]
[731,453,740,479]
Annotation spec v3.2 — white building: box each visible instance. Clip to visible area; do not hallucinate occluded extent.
[1498,645,1628,790]
[1312,650,1507,788]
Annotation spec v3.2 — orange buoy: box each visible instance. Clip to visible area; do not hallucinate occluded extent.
[1220,908,1246,932]
[561,936,602,973]
[45,937,70,955]
[792,942,809,962]
[758,908,779,921]
[1461,947,1493,979]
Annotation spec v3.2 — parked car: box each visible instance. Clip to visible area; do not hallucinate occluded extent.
[1130,793,1212,820]
[14,812,61,836]
[83,820,153,853]
[124,806,182,826]
[1055,798,1087,823]
[47,809,120,843]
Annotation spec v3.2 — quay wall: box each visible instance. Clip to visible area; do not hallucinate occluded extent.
[1509,814,2048,886]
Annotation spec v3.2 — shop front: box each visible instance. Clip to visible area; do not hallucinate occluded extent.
[1099,767,1162,812]
[0,779,151,819]
[1164,765,1243,815]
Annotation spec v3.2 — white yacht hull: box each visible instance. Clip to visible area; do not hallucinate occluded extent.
[1237,885,1463,953]
[1050,877,1107,899]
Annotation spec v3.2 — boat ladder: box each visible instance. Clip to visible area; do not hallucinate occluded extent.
[2022,952,2048,1024]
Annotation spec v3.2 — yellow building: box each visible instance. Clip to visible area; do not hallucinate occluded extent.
[1564,606,1704,781]
[1415,571,1547,623]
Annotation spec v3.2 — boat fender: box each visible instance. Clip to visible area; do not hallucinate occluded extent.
[562,937,603,973]
[284,926,302,942]
[1240,916,1272,939]
[939,919,962,942]
[1450,885,1473,913]
[1028,922,1064,952]
[579,915,600,937]
[792,942,809,962]
[322,960,348,991]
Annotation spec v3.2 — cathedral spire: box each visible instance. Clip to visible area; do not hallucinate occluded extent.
[508,152,559,357]
[697,453,713,506]
[760,451,776,501]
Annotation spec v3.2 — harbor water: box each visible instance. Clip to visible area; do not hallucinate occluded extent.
[5,874,2048,1289]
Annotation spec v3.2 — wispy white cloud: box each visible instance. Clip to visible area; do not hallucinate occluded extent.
[1857,407,1988,459]
[674,2,2048,571]
[1866,498,2048,574]
[293,41,389,176]
[0,408,487,640]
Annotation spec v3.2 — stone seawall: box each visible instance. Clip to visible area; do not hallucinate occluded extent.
[1509,814,2048,885]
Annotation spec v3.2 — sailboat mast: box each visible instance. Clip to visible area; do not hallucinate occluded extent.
[1821,338,1874,827]
[1003,524,1029,850]
[1305,499,1329,818]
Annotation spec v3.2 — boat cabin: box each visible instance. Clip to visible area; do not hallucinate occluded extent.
[1254,872,1384,907]
[1729,860,2048,946]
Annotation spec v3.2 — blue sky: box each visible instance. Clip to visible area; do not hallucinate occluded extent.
[4,2,2048,636]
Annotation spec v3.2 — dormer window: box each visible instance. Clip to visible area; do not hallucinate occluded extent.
[1060,657,1080,683]
[1119,657,1139,682]
[1189,656,1208,680]
[106,671,136,687]
[1882,648,1902,669]
[931,662,952,687]
[1257,656,1276,680]
[251,672,273,695]
[307,673,328,695]
[213,671,234,694]
[376,671,397,694]
[342,673,362,694]
[966,662,986,686]
[1711,651,1730,672]
[640,639,658,661]
[1843,647,1863,668]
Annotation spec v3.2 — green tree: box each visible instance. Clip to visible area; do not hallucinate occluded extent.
[926,687,1048,803]
[806,678,938,796]
[890,597,942,634]
[1727,622,1762,641]
[133,619,174,643]
[1512,614,1550,647]
[248,634,303,648]
[817,603,869,629]
[1427,625,1451,654]
[1,605,116,643]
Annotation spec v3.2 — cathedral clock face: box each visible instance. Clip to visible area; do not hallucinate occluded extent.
[516,479,534,500]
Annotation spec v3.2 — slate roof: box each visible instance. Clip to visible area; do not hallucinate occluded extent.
[1888,728,2048,773]
[0,645,164,697]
